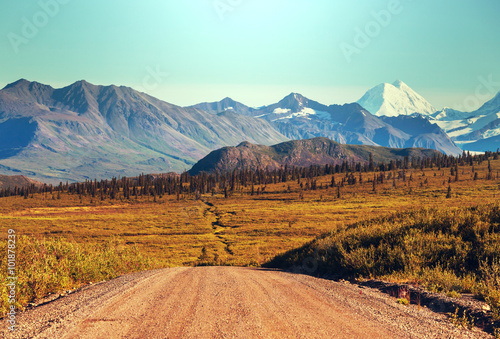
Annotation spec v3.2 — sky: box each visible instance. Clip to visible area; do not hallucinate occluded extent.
[1,0,499,110]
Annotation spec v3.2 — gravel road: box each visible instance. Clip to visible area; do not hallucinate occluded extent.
[1,267,491,338]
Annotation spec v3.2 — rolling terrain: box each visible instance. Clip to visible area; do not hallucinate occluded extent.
[189,137,441,175]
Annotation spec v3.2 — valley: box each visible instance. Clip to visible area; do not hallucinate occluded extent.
[2,160,498,264]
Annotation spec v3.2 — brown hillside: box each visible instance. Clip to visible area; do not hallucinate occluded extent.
[0,175,44,189]
[189,137,442,175]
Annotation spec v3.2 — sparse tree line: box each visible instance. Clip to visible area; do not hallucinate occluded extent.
[1,150,499,200]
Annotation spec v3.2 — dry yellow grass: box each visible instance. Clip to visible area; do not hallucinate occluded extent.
[0,159,498,268]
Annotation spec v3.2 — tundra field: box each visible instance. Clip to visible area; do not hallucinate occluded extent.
[1,154,500,332]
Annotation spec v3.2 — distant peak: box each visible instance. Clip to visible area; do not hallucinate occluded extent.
[357,80,436,117]
[14,78,30,84]
[2,79,55,94]
[65,80,102,96]
[281,92,308,102]
[474,90,500,114]
[72,80,92,87]
[219,97,238,106]
[3,78,31,89]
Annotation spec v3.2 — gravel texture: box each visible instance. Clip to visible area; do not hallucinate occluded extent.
[0,267,493,338]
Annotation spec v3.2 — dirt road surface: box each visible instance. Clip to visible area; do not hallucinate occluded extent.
[1,267,490,338]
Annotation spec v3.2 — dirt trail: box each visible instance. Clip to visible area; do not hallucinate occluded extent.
[202,200,234,256]
[1,267,490,338]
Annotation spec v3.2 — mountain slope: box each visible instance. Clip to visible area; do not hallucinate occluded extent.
[0,79,464,182]
[357,80,436,117]
[451,93,500,142]
[428,92,500,151]
[0,79,288,183]
[189,137,441,175]
[379,115,461,155]
[257,96,408,147]
[430,108,474,122]
[241,92,459,155]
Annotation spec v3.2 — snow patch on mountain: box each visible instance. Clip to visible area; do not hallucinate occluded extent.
[273,108,291,114]
[483,127,500,139]
[452,113,500,139]
[433,120,469,133]
[271,107,332,121]
[427,90,500,151]
[447,127,473,138]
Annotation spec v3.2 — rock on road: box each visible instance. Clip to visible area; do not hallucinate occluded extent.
[1,267,490,338]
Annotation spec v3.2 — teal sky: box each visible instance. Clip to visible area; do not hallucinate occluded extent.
[1,0,499,110]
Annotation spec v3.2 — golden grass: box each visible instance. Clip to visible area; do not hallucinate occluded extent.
[265,202,500,321]
[0,236,157,316]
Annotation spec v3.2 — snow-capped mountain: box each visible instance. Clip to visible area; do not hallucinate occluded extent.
[355,79,499,152]
[191,81,498,153]
[206,92,461,155]
[357,80,436,117]
[475,91,500,116]
[418,90,500,152]
[439,92,500,151]
[252,93,335,122]
[430,108,475,121]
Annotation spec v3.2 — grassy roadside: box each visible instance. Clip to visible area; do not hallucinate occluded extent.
[264,203,500,322]
[0,236,157,317]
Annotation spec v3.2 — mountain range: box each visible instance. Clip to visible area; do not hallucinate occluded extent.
[428,93,500,151]
[189,137,441,175]
[0,79,287,183]
[355,80,500,152]
[1,78,491,184]
[191,89,460,156]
